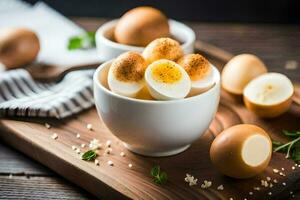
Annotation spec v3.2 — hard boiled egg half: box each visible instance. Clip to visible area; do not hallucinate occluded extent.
[145,59,191,100]
[178,54,216,96]
[142,37,183,64]
[108,52,147,98]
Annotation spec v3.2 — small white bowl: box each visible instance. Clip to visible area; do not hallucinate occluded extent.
[95,19,196,61]
[93,60,220,157]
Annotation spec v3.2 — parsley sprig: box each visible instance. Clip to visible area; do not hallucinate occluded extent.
[150,165,168,185]
[273,130,300,163]
[81,150,97,161]
[68,32,96,50]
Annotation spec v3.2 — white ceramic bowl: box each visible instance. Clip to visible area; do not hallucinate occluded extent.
[93,60,221,157]
[95,19,196,61]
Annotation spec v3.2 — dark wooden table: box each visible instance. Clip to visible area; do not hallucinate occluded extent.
[0,18,299,199]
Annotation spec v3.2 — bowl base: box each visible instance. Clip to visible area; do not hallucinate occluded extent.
[123,143,190,157]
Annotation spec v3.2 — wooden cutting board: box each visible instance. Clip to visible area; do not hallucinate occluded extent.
[0,43,300,200]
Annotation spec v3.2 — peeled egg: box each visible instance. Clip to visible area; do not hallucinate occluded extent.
[243,73,294,118]
[221,54,267,95]
[178,54,216,96]
[142,37,183,64]
[210,124,272,179]
[114,7,170,47]
[145,59,191,100]
[108,52,147,98]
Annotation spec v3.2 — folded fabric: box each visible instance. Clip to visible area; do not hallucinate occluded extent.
[0,69,94,118]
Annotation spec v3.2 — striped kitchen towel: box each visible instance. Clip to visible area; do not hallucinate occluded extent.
[0,69,95,119]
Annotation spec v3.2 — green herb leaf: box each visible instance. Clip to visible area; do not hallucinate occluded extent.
[283,130,300,137]
[150,165,160,177]
[81,150,97,161]
[159,172,168,184]
[150,165,168,185]
[273,130,300,161]
[68,32,96,50]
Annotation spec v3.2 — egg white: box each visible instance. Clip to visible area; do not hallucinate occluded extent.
[188,65,217,96]
[107,66,144,98]
[145,59,191,100]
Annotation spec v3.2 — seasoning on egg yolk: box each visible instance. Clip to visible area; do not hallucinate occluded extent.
[179,54,210,81]
[112,53,146,82]
[151,62,182,84]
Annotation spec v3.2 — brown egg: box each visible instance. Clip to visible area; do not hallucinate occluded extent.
[114,7,170,47]
[0,28,40,69]
[243,73,294,118]
[142,37,183,64]
[221,54,267,95]
[210,124,272,179]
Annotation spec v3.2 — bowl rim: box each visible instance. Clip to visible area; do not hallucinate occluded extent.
[95,19,196,52]
[93,60,221,105]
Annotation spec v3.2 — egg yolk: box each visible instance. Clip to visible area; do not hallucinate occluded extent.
[151,62,182,84]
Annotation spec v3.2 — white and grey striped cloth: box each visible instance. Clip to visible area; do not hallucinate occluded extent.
[0,69,95,118]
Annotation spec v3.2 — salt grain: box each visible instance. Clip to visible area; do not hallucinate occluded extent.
[45,123,51,129]
[273,169,279,173]
[279,172,286,176]
[249,192,253,195]
[81,144,86,148]
[108,160,113,166]
[76,148,81,154]
[120,152,125,157]
[266,177,271,181]
[72,146,77,150]
[87,123,93,130]
[94,159,99,166]
[268,192,272,196]
[282,182,286,186]
[292,166,295,170]
[217,185,224,190]
[51,133,58,140]
[128,163,133,168]
[76,133,80,138]
[106,140,112,147]
[8,174,13,179]
[261,180,268,187]
[105,148,112,154]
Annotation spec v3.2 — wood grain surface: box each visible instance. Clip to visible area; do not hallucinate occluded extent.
[0,18,300,199]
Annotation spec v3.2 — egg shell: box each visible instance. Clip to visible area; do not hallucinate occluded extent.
[243,73,294,118]
[210,124,272,179]
[221,54,267,95]
[244,96,292,118]
[114,7,170,47]
[142,37,183,64]
[0,28,40,69]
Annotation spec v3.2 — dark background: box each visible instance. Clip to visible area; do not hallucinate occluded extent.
[24,0,300,23]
